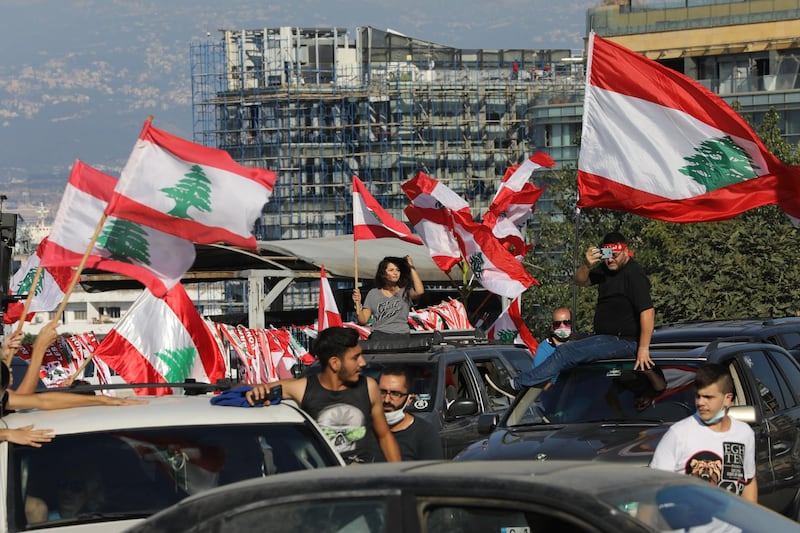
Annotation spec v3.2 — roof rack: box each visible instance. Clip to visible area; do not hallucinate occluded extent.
[43,378,237,396]
[360,329,487,354]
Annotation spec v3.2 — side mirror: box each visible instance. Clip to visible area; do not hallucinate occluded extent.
[446,399,479,419]
[728,405,760,425]
[477,413,499,435]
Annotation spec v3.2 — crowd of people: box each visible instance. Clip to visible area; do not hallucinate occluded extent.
[1,242,758,504]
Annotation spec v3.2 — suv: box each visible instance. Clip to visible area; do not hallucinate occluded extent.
[357,330,531,458]
[455,339,800,520]
[1,392,345,532]
[652,317,800,350]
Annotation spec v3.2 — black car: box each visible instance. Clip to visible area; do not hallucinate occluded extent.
[652,317,800,350]
[455,339,800,520]
[128,460,800,533]
[354,330,530,458]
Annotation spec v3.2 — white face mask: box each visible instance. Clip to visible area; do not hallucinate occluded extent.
[385,407,406,425]
[554,327,571,340]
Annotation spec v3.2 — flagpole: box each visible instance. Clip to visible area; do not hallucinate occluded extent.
[52,213,108,322]
[572,206,581,325]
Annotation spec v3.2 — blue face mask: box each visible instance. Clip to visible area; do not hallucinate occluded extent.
[698,408,726,425]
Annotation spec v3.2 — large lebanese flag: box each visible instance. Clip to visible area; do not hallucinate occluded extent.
[318,265,343,330]
[106,119,277,250]
[4,240,73,324]
[451,211,537,299]
[578,32,800,222]
[353,176,423,244]
[39,160,196,297]
[402,171,471,213]
[94,283,226,395]
[490,153,553,211]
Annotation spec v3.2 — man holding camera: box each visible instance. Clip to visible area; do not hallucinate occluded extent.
[514,231,654,388]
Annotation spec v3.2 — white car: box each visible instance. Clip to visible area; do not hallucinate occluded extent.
[0,394,345,532]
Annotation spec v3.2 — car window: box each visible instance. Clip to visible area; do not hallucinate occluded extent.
[508,362,699,426]
[771,352,800,406]
[741,350,789,414]
[605,482,798,532]
[195,497,387,532]
[472,359,514,411]
[425,503,598,532]
[496,349,533,375]
[9,424,339,529]
[446,362,478,404]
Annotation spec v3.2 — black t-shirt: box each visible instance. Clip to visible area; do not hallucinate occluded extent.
[301,375,381,464]
[589,259,652,339]
[394,416,444,461]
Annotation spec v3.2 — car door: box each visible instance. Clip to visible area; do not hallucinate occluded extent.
[732,349,800,513]
[439,354,484,458]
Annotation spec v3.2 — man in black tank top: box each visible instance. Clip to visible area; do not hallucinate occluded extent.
[247,327,401,464]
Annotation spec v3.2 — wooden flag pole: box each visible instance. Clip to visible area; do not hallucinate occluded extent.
[52,213,108,322]
[69,350,95,382]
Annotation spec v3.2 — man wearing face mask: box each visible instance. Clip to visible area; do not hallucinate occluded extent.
[533,307,574,368]
[378,367,443,461]
[650,363,757,503]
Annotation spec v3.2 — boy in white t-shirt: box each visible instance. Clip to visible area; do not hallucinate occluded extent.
[650,363,757,503]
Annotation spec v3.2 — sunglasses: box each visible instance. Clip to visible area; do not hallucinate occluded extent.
[552,320,572,327]
[379,389,410,400]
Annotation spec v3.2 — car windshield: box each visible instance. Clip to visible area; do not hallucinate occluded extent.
[507,361,700,426]
[605,481,798,532]
[9,423,340,529]
[362,361,437,413]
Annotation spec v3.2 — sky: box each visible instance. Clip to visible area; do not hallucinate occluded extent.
[0,0,596,181]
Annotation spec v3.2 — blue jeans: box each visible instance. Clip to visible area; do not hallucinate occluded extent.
[515,335,638,388]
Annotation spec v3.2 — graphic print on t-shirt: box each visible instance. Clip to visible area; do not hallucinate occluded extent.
[315,402,367,454]
[684,445,745,495]
[376,296,404,322]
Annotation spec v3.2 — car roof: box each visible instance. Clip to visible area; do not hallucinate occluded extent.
[2,395,310,435]
[653,317,800,343]
[166,460,706,505]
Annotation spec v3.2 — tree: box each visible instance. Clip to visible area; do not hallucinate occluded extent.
[161,164,213,220]
[523,108,800,339]
[96,219,152,264]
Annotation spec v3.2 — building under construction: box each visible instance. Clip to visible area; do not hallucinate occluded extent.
[190,27,583,241]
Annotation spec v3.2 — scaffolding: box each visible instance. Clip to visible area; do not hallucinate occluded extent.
[190,27,585,242]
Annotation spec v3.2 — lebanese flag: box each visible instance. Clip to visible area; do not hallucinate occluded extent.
[353,176,422,244]
[451,210,537,299]
[403,205,462,273]
[480,211,529,259]
[106,119,277,250]
[39,160,196,298]
[578,32,800,222]
[486,297,539,353]
[402,171,471,213]
[94,283,226,395]
[490,153,553,207]
[318,265,343,329]
[487,183,546,228]
[4,241,73,324]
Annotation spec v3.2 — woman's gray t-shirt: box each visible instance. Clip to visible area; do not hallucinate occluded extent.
[363,288,412,334]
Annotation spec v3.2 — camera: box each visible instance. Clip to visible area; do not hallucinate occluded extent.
[600,247,614,259]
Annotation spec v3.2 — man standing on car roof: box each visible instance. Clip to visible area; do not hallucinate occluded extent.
[379,367,443,461]
[514,231,655,388]
[246,326,401,464]
[650,363,757,503]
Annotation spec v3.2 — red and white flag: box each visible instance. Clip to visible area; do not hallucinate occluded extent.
[106,119,277,250]
[486,297,538,353]
[39,160,196,298]
[402,171,471,213]
[4,240,73,324]
[318,265,343,329]
[451,210,537,299]
[578,32,800,222]
[94,283,226,395]
[353,176,422,244]
[403,205,462,273]
[490,153,553,208]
